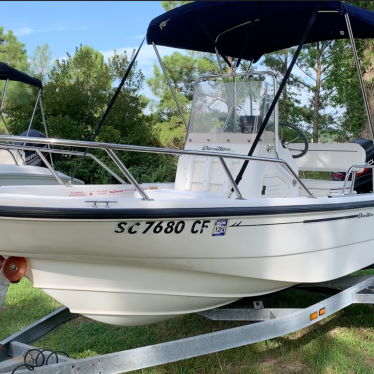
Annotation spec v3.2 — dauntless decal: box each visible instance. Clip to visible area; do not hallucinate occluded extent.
[202,146,231,152]
[358,212,374,218]
[305,212,373,223]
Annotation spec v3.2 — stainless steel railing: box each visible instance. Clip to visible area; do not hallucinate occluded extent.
[0,144,127,185]
[342,164,374,195]
[0,135,315,200]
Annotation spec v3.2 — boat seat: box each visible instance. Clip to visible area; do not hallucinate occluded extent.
[299,179,354,197]
[290,142,365,197]
[290,142,366,172]
[0,149,24,165]
[239,115,262,134]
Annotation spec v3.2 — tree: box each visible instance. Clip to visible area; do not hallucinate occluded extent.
[2,44,53,137]
[294,42,338,142]
[29,44,53,83]
[263,40,343,143]
[262,48,304,124]
[161,1,191,11]
[147,51,222,148]
[325,2,374,141]
[0,27,27,70]
[0,27,29,134]
[6,45,175,184]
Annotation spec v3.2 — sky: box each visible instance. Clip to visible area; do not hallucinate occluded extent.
[1,1,178,98]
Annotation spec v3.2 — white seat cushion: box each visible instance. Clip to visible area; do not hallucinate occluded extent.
[291,143,366,172]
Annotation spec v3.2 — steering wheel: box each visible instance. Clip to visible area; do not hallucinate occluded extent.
[279,122,309,159]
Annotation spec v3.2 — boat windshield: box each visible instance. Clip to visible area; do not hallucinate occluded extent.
[188,75,275,135]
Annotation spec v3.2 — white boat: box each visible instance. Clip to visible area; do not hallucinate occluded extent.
[0,63,84,186]
[1,1,374,326]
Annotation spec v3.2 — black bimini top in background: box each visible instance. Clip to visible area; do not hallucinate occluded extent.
[147,1,374,62]
[0,63,42,89]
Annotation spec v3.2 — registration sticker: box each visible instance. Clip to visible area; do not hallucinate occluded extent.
[212,219,228,236]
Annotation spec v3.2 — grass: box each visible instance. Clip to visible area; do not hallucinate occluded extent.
[299,171,332,181]
[1,275,374,373]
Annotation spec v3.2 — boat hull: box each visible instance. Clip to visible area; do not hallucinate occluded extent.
[1,194,374,325]
[26,259,294,325]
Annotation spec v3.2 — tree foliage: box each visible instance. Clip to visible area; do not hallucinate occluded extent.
[296,42,338,142]
[0,27,27,70]
[149,2,253,147]
[6,45,176,184]
[263,40,352,143]
[262,48,303,124]
[29,44,53,83]
[0,27,30,134]
[161,1,191,11]
[325,1,374,141]
[147,51,221,147]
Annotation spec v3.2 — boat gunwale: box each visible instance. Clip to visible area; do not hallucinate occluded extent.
[0,199,373,219]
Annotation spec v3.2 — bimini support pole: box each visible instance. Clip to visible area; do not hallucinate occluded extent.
[214,48,226,75]
[39,96,49,138]
[26,89,42,137]
[0,79,12,135]
[39,95,54,168]
[345,13,374,141]
[0,79,9,112]
[152,42,188,129]
[230,1,321,196]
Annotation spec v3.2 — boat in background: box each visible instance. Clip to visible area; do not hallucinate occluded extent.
[331,137,374,194]
[0,1,373,326]
[0,63,84,185]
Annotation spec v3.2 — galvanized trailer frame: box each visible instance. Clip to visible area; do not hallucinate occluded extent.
[0,271,374,374]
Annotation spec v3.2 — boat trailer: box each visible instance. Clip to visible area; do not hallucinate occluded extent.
[0,272,374,373]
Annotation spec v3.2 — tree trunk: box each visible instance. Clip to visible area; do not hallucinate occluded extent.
[313,42,321,143]
[281,49,288,121]
[361,39,374,140]
[227,56,233,74]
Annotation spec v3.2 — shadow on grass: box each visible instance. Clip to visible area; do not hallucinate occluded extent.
[0,278,61,341]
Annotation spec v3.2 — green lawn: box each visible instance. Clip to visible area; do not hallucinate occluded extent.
[1,275,374,373]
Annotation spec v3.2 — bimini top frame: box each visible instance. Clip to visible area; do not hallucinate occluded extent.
[0,63,46,135]
[147,1,374,189]
[0,63,42,89]
[0,63,53,166]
